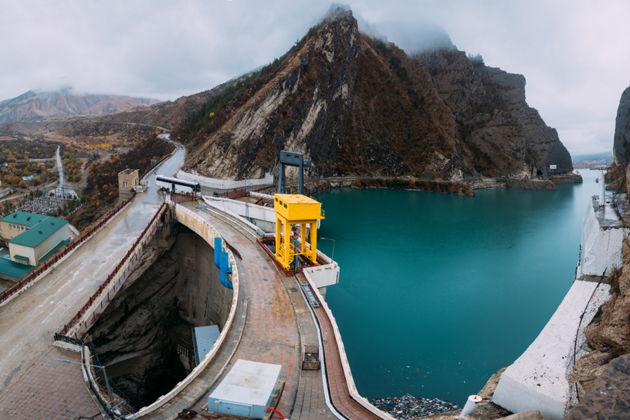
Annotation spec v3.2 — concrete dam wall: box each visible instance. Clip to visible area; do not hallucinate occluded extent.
[86,222,233,410]
[493,202,628,419]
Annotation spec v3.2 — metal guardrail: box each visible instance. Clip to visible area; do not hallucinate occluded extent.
[299,273,396,420]
[58,202,167,337]
[0,194,136,306]
[53,333,84,347]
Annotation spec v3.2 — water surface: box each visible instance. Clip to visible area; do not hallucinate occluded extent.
[317,170,600,404]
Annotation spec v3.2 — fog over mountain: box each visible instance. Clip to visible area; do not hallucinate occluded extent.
[1,0,629,154]
[0,88,158,123]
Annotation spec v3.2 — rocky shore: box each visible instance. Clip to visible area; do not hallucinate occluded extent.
[302,176,474,196]
[300,172,582,197]
[549,172,584,184]
[370,394,458,419]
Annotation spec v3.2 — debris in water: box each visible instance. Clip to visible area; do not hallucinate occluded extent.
[371,394,458,419]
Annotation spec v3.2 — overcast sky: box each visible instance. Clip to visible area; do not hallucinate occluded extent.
[2,0,629,155]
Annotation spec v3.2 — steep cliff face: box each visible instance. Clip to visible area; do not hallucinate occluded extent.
[415,49,572,176]
[567,238,630,418]
[176,8,573,181]
[605,87,630,192]
[613,87,630,165]
[0,89,158,123]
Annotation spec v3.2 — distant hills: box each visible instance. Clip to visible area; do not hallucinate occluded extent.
[572,152,612,168]
[2,7,577,183]
[0,88,159,123]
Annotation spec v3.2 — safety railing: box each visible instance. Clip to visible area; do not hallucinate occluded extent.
[0,194,136,307]
[300,273,396,420]
[170,192,198,204]
[57,202,167,337]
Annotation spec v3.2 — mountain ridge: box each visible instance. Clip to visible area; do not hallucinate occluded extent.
[0,8,575,186]
[0,88,159,123]
[174,8,573,181]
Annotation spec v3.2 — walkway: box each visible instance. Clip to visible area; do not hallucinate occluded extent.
[296,274,381,419]
[145,202,336,419]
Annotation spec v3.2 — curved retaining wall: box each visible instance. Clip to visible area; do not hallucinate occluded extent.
[578,206,628,278]
[127,203,240,418]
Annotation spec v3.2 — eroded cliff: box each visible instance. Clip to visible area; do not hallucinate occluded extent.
[175,8,573,182]
[567,242,630,418]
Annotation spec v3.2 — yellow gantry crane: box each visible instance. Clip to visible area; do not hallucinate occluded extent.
[274,194,324,271]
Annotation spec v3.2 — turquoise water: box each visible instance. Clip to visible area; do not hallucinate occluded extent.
[316,170,600,405]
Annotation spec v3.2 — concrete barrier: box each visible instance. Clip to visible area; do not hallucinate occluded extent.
[578,206,628,278]
[81,345,113,418]
[303,249,339,289]
[177,169,273,191]
[493,205,620,419]
[202,196,273,232]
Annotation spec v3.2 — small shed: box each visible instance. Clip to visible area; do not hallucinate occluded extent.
[207,359,282,419]
[118,168,139,199]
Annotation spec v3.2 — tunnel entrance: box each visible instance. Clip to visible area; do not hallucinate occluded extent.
[86,223,233,410]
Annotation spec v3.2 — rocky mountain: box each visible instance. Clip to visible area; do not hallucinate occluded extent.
[605,86,630,191]
[414,49,572,177]
[0,88,159,123]
[173,7,573,181]
[613,86,630,165]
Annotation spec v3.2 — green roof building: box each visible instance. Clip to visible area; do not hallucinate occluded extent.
[0,211,78,268]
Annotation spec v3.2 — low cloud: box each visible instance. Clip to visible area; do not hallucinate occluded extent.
[1,0,628,154]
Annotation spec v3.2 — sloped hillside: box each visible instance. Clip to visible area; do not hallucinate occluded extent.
[0,88,159,123]
[175,8,573,181]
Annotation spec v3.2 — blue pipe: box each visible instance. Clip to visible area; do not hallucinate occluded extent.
[214,237,233,289]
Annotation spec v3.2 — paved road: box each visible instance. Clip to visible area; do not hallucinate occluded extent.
[0,142,184,419]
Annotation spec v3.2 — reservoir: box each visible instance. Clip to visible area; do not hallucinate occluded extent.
[316,170,601,405]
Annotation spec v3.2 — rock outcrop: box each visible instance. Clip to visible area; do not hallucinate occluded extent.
[567,235,630,416]
[606,86,630,192]
[415,49,572,176]
[0,88,158,123]
[613,87,630,166]
[566,354,630,419]
[174,7,573,182]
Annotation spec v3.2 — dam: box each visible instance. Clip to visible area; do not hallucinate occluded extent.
[0,138,616,420]
[0,142,394,420]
